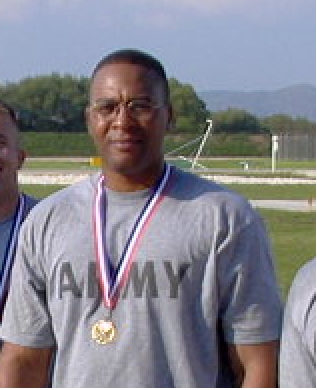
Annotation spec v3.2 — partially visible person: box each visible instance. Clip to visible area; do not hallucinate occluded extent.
[279,258,316,387]
[0,100,37,319]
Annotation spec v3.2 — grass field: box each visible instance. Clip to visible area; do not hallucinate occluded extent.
[24,156,316,171]
[22,132,271,157]
[23,160,94,170]
[258,209,315,299]
[167,157,316,171]
[21,183,316,201]
[226,184,315,200]
[22,184,65,198]
[21,183,316,300]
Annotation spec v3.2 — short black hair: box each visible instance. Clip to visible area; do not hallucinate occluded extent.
[91,48,170,102]
[0,99,19,127]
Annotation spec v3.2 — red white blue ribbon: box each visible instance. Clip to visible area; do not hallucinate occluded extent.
[93,164,172,309]
[0,194,25,313]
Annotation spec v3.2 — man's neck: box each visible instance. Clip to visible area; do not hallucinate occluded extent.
[0,189,20,222]
[102,164,165,192]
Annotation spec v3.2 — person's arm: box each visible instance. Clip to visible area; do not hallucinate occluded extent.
[0,342,53,387]
[228,341,278,387]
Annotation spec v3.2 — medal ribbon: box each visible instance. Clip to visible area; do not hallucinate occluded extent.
[0,194,25,313]
[94,164,172,310]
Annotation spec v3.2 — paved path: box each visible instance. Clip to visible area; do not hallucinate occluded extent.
[251,199,315,212]
[19,171,315,212]
[19,170,316,185]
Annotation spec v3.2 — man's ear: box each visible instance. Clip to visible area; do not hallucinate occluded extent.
[17,149,26,170]
[166,104,174,133]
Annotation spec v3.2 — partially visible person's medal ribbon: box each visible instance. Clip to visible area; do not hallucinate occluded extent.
[92,164,172,344]
[0,194,25,318]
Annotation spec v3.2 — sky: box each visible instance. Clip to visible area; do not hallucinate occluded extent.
[0,0,315,92]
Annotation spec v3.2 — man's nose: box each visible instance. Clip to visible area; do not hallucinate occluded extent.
[112,103,133,126]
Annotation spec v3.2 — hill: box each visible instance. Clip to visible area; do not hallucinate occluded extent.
[199,84,316,121]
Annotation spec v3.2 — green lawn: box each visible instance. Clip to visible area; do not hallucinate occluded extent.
[21,183,316,300]
[22,184,65,198]
[22,183,316,201]
[23,157,316,171]
[167,157,316,170]
[23,160,93,170]
[226,184,315,200]
[258,209,316,299]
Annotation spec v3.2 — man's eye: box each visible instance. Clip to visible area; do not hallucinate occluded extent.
[130,100,151,111]
[97,101,117,113]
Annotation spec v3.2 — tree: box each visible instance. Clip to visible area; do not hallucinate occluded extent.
[169,78,209,133]
[0,74,89,131]
[1,74,210,134]
[261,114,315,134]
[212,108,268,134]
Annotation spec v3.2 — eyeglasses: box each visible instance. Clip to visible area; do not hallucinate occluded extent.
[90,97,165,121]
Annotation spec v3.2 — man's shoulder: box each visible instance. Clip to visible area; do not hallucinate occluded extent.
[23,173,98,221]
[291,259,316,296]
[20,193,38,221]
[286,258,316,326]
[173,167,253,212]
[23,193,38,208]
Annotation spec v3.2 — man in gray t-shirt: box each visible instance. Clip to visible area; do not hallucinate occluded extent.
[279,258,316,388]
[0,100,37,319]
[0,49,282,387]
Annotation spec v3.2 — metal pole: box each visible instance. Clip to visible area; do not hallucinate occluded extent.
[191,119,213,170]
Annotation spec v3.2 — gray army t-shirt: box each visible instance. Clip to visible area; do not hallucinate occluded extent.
[1,168,282,387]
[279,258,316,388]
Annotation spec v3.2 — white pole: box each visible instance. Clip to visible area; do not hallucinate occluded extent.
[271,135,278,172]
[165,134,204,156]
[191,119,213,170]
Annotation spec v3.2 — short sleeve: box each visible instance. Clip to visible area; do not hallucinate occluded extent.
[217,211,282,344]
[0,219,55,348]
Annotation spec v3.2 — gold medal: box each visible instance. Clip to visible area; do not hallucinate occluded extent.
[91,319,117,344]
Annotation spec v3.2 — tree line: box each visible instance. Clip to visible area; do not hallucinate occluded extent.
[0,73,315,134]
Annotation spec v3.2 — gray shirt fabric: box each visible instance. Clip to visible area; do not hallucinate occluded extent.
[1,168,282,387]
[279,258,316,388]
